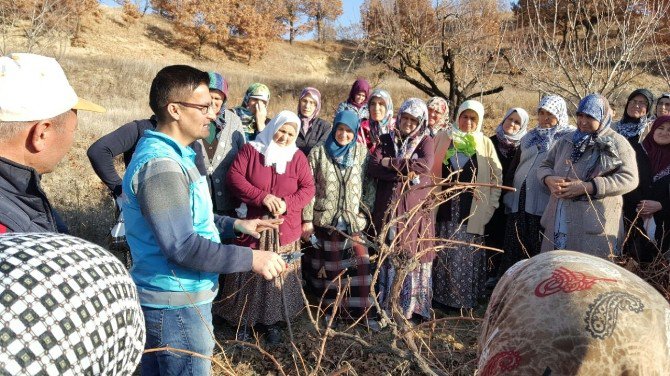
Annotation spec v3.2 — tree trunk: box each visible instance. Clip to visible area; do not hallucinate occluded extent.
[289,19,294,44]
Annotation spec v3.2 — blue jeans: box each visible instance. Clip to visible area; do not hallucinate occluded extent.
[141,303,214,376]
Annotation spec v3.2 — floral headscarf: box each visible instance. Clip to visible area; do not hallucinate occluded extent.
[249,110,299,174]
[445,100,485,161]
[524,95,573,153]
[325,110,360,168]
[494,107,529,158]
[571,93,613,163]
[392,98,428,159]
[297,87,321,135]
[642,115,670,181]
[427,96,450,135]
[368,88,394,140]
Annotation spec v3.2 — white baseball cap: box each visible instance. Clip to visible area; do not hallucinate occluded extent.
[0,53,105,122]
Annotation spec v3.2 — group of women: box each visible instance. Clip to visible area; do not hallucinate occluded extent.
[203,76,670,343]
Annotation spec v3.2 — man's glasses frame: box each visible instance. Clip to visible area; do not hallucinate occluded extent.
[173,101,215,115]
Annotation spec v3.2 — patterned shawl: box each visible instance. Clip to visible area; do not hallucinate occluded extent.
[234,83,271,138]
[494,107,529,158]
[297,87,321,135]
[249,110,299,174]
[392,98,428,159]
[642,115,670,182]
[571,93,613,163]
[524,95,574,152]
[325,110,360,167]
[478,250,670,375]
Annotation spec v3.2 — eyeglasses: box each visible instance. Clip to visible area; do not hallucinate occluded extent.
[174,102,215,115]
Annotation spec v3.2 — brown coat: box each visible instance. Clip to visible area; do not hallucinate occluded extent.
[537,128,639,256]
[368,134,435,263]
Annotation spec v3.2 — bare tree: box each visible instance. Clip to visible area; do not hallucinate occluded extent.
[305,0,342,43]
[361,0,509,114]
[511,0,670,107]
[275,0,310,45]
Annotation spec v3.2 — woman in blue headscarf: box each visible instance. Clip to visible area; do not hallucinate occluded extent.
[539,93,638,257]
[302,110,377,327]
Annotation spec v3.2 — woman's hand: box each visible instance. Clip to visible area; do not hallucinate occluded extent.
[263,194,283,214]
[554,179,593,199]
[544,176,565,195]
[255,101,267,132]
[276,199,287,216]
[301,222,314,241]
[381,157,391,168]
[637,200,662,217]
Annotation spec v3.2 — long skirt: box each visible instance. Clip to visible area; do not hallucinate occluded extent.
[214,231,303,327]
[378,260,433,320]
[433,197,487,309]
[310,227,372,319]
[498,183,544,277]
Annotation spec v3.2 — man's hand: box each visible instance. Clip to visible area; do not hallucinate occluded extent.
[251,250,286,280]
[234,218,283,239]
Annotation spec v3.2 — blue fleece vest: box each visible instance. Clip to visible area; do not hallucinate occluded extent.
[122,130,220,308]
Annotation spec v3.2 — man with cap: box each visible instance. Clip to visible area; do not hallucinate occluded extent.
[0,53,105,233]
[197,71,246,216]
[121,64,286,375]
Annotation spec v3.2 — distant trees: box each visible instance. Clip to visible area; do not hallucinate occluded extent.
[0,0,99,53]
[305,0,343,43]
[510,0,670,105]
[361,0,507,112]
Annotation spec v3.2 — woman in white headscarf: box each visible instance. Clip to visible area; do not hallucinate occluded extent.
[432,100,502,311]
[485,108,529,286]
[497,95,574,279]
[217,110,315,345]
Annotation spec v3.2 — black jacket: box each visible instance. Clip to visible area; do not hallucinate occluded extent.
[296,117,332,156]
[0,156,58,232]
[87,116,206,197]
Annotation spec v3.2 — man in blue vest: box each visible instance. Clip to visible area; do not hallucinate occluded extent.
[121,64,286,375]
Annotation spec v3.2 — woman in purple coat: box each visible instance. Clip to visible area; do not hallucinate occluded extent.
[368,98,436,322]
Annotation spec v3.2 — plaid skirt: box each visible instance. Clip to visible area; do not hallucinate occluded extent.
[309,227,373,319]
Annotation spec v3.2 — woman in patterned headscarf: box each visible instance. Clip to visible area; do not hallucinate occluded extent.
[497,95,574,279]
[360,88,394,150]
[478,250,670,376]
[612,88,654,144]
[368,98,436,322]
[432,100,503,311]
[233,82,271,141]
[337,78,371,121]
[426,96,450,137]
[539,93,638,257]
[295,87,332,156]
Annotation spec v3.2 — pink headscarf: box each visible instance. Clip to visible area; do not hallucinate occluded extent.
[297,87,321,135]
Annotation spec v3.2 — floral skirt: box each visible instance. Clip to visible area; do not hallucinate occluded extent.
[378,260,433,320]
[433,197,487,309]
[214,231,303,327]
